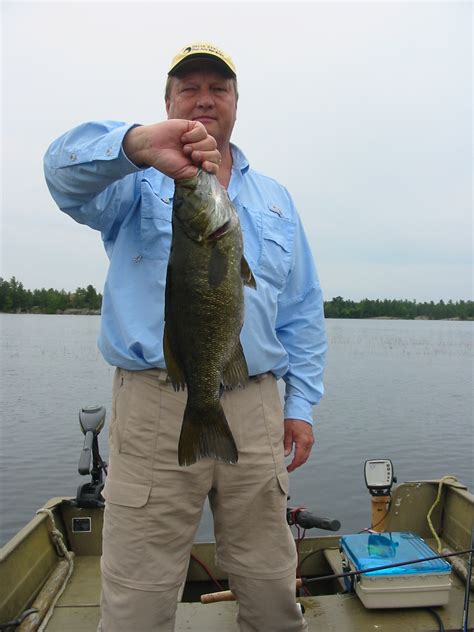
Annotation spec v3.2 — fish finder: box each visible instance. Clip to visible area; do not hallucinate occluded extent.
[364,459,396,497]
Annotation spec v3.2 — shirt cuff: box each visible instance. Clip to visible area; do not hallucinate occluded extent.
[283,393,314,425]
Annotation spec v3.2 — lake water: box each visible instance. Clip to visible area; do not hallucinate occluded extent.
[0,314,472,546]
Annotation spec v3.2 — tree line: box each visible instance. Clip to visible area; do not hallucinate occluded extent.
[324,296,473,320]
[0,277,472,319]
[0,277,102,313]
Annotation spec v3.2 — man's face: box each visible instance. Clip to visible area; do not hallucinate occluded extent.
[166,66,237,150]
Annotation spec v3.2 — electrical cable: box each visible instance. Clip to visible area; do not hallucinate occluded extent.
[0,608,38,630]
[426,607,445,632]
[190,553,225,592]
[294,525,312,597]
[358,505,390,533]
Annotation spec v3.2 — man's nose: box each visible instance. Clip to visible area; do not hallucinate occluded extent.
[196,90,215,108]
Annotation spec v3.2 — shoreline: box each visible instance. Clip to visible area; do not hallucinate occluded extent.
[1,311,472,322]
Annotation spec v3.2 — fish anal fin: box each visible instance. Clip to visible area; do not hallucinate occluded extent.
[178,404,238,466]
[241,256,257,289]
[163,326,186,391]
[222,341,249,389]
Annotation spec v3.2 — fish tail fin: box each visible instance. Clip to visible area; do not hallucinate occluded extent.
[178,404,238,467]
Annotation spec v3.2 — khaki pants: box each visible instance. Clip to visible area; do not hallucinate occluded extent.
[99,368,307,632]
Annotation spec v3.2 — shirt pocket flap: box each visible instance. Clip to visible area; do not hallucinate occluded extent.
[263,210,293,253]
[102,478,151,508]
[141,178,173,221]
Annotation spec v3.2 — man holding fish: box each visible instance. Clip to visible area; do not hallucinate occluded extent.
[44,42,327,632]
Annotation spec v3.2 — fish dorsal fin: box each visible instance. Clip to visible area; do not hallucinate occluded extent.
[222,341,249,389]
[163,326,186,391]
[241,256,257,289]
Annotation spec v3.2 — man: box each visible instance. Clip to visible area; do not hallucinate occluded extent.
[44,42,327,632]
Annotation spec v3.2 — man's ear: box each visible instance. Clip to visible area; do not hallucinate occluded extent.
[165,99,170,116]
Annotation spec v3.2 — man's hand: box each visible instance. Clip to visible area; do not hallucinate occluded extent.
[283,419,315,473]
[123,120,220,180]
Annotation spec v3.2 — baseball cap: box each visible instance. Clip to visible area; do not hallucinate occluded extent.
[168,42,237,78]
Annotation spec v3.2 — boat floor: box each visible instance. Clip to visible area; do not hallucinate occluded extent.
[45,553,473,631]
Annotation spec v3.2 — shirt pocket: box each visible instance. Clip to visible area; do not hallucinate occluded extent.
[139,178,173,261]
[259,209,295,289]
[237,203,262,271]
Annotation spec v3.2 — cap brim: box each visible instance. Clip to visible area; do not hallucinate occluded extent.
[169,54,236,78]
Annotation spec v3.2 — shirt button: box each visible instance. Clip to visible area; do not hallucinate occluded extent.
[106,148,112,156]
[70,152,76,161]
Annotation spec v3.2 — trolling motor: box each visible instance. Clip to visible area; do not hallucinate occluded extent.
[74,405,107,508]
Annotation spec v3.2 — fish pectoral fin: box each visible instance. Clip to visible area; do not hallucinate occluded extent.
[163,326,186,391]
[241,256,257,289]
[222,342,249,389]
[178,404,238,466]
[208,245,228,288]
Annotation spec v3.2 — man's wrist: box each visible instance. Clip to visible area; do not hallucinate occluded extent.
[122,125,147,167]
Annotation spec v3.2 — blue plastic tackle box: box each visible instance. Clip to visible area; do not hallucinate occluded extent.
[339,532,452,608]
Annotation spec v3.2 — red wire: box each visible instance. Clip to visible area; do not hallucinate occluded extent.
[190,553,225,592]
[294,525,312,597]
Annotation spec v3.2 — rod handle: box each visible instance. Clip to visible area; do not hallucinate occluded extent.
[201,578,303,604]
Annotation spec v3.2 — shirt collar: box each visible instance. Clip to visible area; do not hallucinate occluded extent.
[230,143,250,175]
[228,143,249,201]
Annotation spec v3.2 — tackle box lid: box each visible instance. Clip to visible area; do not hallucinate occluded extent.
[340,532,452,576]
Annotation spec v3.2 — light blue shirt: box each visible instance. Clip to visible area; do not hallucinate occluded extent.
[44,121,326,424]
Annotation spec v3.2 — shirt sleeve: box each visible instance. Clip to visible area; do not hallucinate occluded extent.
[275,196,327,425]
[43,120,143,235]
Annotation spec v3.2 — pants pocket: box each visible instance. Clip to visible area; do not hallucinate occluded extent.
[114,370,161,460]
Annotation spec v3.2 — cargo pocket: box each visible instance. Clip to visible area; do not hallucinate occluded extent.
[276,469,289,498]
[102,478,151,507]
[101,479,153,586]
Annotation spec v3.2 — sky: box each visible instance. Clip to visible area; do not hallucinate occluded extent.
[1,0,472,302]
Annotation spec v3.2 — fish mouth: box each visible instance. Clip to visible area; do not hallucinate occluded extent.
[207,220,231,241]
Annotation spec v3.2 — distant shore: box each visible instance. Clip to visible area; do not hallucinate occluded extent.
[1,310,472,321]
[1,278,472,320]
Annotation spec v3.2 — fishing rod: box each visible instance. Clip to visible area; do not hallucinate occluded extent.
[301,547,474,586]
[462,529,474,632]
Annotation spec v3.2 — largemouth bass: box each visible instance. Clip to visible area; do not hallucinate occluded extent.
[164,169,256,467]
